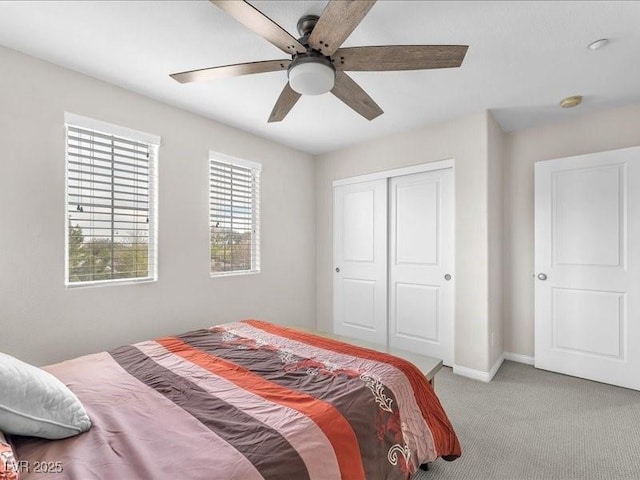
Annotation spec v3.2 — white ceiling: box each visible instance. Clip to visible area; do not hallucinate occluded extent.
[0,1,639,154]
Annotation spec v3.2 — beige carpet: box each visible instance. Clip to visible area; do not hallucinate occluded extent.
[412,361,640,480]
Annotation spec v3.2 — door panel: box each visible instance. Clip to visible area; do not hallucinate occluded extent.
[395,283,439,341]
[535,146,640,390]
[552,287,624,359]
[396,181,438,265]
[389,169,454,365]
[343,190,375,261]
[553,165,623,267]
[333,180,387,345]
[342,279,376,329]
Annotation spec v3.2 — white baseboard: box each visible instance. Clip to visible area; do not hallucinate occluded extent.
[453,354,504,383]
[452,352,535,382]
[504,352,535,365]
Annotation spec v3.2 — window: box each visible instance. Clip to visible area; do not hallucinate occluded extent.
[65,113,159,286]
[210,153,261,275]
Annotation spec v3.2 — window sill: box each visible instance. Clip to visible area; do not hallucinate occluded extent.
[65,277,157,289]
[210,270,260,279]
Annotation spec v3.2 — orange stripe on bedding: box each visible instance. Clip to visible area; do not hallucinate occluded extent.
[156,336,366,480]
[243,319,462,459]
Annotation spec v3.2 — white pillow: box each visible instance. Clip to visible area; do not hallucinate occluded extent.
[0,352,91,439]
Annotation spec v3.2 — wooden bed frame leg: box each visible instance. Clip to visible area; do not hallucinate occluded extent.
[419,463,430,471]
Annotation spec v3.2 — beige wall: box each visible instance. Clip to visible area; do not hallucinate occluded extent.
[504,104,640,356]
[6,41,638,374]
[487,113,505,368]
[0,46,316,366]
[315,112,492,372]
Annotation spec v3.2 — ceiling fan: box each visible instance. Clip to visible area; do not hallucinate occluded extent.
[170,0,468,123]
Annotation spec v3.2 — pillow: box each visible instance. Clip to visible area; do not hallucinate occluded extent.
[0,431,19,480]
[0,352,91,439]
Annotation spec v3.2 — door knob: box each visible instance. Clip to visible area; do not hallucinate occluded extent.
[335,267,340,273]
[537,273,547,281]
[444,274,452,281]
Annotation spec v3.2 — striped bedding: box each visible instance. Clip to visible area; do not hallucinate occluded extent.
[13,320,460,479]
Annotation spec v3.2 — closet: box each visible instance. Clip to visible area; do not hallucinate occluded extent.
[333,163,455,365]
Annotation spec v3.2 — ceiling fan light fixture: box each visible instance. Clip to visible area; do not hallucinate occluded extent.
[288,60,335,96]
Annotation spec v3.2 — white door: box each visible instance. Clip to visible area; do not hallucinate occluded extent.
[389,169,454,365]
[333,179,388,345]
[535,146,640,390]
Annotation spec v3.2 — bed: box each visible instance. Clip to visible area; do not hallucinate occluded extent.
[9,320,460,479]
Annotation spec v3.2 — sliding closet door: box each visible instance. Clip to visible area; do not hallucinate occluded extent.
[333,179,388,345]
[389,169,454,365]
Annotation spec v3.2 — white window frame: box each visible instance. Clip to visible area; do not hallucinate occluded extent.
[209,152,261,277]
[64,112,160,288]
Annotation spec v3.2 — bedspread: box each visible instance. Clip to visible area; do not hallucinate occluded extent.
[12,320,460,479]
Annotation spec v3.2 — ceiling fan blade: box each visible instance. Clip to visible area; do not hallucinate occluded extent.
[331,71,383,121]
[332,45,468,71]
[268,83,302,123]
[170,59,291,84]
[210,0,306,55]
[308,0,376,57]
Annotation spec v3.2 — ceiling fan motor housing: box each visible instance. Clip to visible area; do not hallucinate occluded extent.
[297,14,320,37]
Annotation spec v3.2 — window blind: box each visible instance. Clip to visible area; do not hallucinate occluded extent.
[65,124,157,285]
[210,156,261,275]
